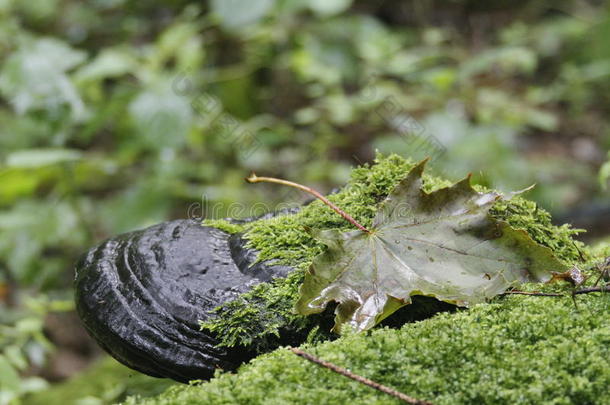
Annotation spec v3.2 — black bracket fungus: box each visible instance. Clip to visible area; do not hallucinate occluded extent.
[74,218,294,383]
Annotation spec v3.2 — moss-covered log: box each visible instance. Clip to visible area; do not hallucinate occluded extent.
[201,154,587,352]
[73,156,589,403]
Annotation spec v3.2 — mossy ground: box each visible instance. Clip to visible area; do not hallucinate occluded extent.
[122,154,608,405]
[201,154,587,351]
[126,291,609,405]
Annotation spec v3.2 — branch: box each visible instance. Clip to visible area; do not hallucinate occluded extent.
[289,347,432,405]
[502,285,610,297]
[573,285,610,295]
[500,291,562,297]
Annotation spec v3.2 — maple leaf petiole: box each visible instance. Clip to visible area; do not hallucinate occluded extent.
[246,173,372,234]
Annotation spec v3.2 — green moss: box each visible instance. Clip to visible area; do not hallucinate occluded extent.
[201,218,245,235]
[24,356,176,405]
[126,291,610,405]
[201,154,588,351]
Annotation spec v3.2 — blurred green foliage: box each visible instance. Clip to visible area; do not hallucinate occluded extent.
[24,357,174,405]
[600,151,610,189]
[0,296,71,404]
[1,0,610,402]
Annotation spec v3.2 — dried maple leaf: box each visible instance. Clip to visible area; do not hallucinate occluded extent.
[295,160,568,333]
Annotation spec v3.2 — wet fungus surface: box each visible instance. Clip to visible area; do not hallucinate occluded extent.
[74,219,292,382]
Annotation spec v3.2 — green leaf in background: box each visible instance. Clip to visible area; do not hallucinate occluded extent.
[74,48,137,83]
[0,352,49,403]
[459,46,537,80]
[308,0,353,16]
[5,148,82,168]
[211,0,275,30]
[0,38,87,120]
[296,160,567,333]
[0,354,21,393]
[128,84,192,149]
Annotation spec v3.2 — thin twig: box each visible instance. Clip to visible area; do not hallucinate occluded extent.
[246,173,371,233]
[593,268,609,287]
[573,285,610,295]
[501,285,610,297]
[500,291,562,297]
[593,272,605,287]
[289,347,432,405]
